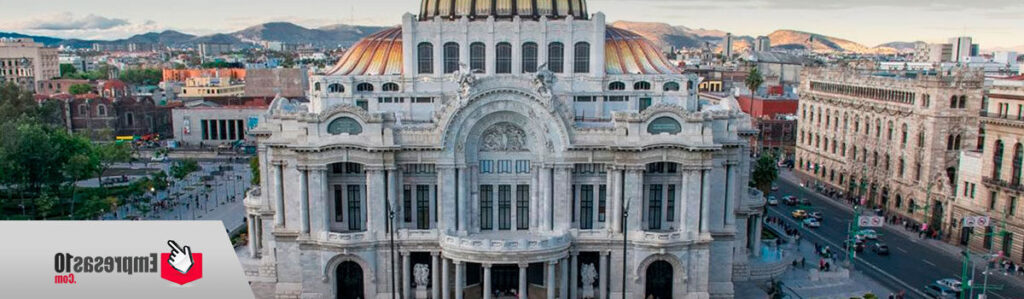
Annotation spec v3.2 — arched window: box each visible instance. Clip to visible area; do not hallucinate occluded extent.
[573,42,590,73]
[994,140,1005,178]
[887,120,894,140]
[356,83,374,92]
[901,123,908,145]
[443,42,459,74]
[918,129,926,147]
[950,95,958,108]
[469,42,485,73]
[381,83,399,92]
[495,42,512,74]
[521,42,538,73]
[959,95,967,108]
[647,117,681,134]
[547,42,564,73]
[327,117,363,135]
[313,82,321,91]
[125,112,134,126]
[947,135,955,150]
[1012,143,1024,185]
[96,104,107,116]
[634,81,651,90]
[328,83,344,93]
[875,119,882,138]
[608,81,625,90]
[663,82,680,91]
[417,42,433,74]
[954,135,962,149]
[78,104,88,116]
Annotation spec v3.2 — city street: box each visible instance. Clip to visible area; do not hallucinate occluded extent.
[769,169,1024,298]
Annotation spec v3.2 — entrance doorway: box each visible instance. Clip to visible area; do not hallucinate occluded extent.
[490,265,519,295]
[336,261,364,299]
[645,260,672,299]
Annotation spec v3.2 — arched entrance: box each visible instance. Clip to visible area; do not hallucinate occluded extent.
[336,261,364,299]
[645,261,673,299]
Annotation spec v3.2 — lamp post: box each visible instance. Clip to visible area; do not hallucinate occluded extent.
[622,200,629,299]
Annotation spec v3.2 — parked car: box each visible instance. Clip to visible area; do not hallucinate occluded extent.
[802,218,821,228]
[792,209,808,219]
[857,229,878,240]
[771,184,779,191]
[872,243,890,255]
[923,283,957,298]
[767,196,779,206]
[783,196,798,206]
[935,278,962,293]
[808,211,823,221]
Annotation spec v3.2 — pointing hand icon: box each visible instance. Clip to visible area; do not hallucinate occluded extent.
[167,240,194,274]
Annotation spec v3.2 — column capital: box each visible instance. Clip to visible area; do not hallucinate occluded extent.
[601,250,611,257]
[571,251,579,257]
[481,263,492,268]
[307,165,329,171]
[452,259,462,265]
[271,160,287,166]
[518,262,530,268]
[296,165,314,171]
[400,251,410,257]
[431,251,440,257]
[364,165,387,171]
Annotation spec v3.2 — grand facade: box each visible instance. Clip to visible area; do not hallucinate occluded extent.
[795,67,982,232]
[242,1,764,298]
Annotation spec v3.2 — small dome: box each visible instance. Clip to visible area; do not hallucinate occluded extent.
[604,27,680,75]
[102,79,127,90]
[326,27,403,76]
[419,0,588,21]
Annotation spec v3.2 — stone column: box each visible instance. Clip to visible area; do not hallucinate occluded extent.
[539,166,553,231]
[560,257,569,299]
[546,261,556,299]
[387,168,400,230]
[570,252,579,299]
[402,252,412,299]
[608,167,623,233]
[518,263,529,299]
[318,167,330,235]
[531,164,540,229]
[554,165,573,231]
[753,215,763,257]
[272,161,285,227]
[432,253,440,299]
[366,167,386,236]
[247,215,256,257]
[678,170,690,235]
[483,263,492,299]
[455,261,465,299]
[298,167,310,234]
[457,167,468,233]
[438,166,456,232]
[624,168,644,231]
[701,169,711,234]
[599,251,609,299]
[442,258,451,299]
[469,165,479,232]
[726,165,737,226]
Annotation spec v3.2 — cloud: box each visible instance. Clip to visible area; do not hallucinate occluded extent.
[593,0,1024,11]
[19,13,130,30]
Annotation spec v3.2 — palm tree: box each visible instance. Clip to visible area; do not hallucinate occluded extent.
[744,67,764,114]
[752,154,779,195]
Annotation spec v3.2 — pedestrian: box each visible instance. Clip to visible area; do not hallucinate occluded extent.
[887,293,894,299]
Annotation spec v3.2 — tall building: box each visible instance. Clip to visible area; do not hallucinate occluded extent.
[198,42,232,58]
[796,67,982,232]
[723,33,734,61]
[949,36,977,63]
[950,81,1024,263]
[754,36,771,52]
[0,38,59,92]
[241,1,765,298]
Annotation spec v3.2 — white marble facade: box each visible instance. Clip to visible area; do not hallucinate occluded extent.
[242,1,763,298]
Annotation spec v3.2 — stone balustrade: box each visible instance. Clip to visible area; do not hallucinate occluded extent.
[440,231,572,263]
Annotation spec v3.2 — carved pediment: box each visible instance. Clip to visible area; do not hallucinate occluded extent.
[480,122,528,152]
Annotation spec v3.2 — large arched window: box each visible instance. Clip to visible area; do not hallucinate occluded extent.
[495,42,512,74]
[950,95,958,108]
[573,42,590,73]
[356,83,374,92]
[469,42,486,73]
[959,95,967,108]
[547,42,564,73]
[647,117,682,134]
[417,42,433,74]
[521,42,538,73]
[608,81,626,90]
[1013,143,1023,185]
[663,82,680,91]
[381,82,399,92]
[634,81,651,90]
[327,117,363,135]
[443,42,459,74]
[328,83,344,93]
[994,140,1005,178]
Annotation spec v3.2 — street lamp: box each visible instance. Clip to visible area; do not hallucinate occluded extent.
[622,200,629,299]
[388,206,397,299]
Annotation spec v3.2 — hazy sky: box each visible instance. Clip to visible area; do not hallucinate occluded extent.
[1,0,1021,50]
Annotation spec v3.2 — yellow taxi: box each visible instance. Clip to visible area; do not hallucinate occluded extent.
[792,209,808,219]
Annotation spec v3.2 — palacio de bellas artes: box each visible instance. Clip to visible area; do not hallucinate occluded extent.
[241,0,764,298]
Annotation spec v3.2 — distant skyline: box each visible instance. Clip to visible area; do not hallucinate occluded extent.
[0,0,1021,50]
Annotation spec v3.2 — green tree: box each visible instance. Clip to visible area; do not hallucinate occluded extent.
[249,156,260,185]
[119,68,162,85]
[170,158,200,180]
[63,152,99,217]
[69,83,94,95]
[59,64,78,78]
[744,67,764,112]
[0,82,40,121]
[751,154,779,195]
[94,142,132,186]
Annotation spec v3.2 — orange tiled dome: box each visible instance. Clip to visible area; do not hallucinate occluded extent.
[419,0,588,20]
[605,27,680,75]
[325,27,403,76]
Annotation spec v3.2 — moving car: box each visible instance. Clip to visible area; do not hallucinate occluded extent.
[767,196,779,206]
[935,278,962,293]
[857,229,878,240]
[802,218,821,228]
[792,209,808,219]
[771,184,779,191]
[872,243,890,255]
[847,238,865,252]
[923,283,957,298]
[798,198,812,206]
[783,196,798,206]
[808,211,823,221]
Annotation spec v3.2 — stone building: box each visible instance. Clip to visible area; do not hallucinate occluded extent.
[0,38,59,92]
[38,94,172,140]
[241,1,765,298]
[795,67,982,232]
[950,81,1024,263]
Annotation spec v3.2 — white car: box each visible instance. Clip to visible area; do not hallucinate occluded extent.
[767,196,779,206]
[803,218,821,228]
[935,278,962,293]
[857,229,878,240]
[150,155,166,162]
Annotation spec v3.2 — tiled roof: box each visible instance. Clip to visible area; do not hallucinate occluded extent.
[325,27,403,76]
[605,27,680,75]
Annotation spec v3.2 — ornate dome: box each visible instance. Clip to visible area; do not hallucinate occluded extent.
[605,27,680,75]
[419,0,588,20]
[325,27,403,76]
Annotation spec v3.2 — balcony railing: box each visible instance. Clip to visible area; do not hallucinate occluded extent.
[982,176,1024,194]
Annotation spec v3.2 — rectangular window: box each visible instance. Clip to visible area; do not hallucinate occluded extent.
[201,120,209,140]
[990,191,998,210]
[984,226,994,250]
[347,185,362,231]
[580,185,594,229]
[598,184,607,222]
[1011,197,1017,216]
[606,96,627,102]
[498,185,511,230]
[334,185,343,222]
[574,96,595,102]
[417,185,430,229]
[403,186,412,223]
[480,160,493,173]
[413,97,434,103]
[497,160,512,173]
[516,185,529,229]
[515,160,531,173]
[480,185,493,230]
[648,184,662,230]
[667,184,676,222]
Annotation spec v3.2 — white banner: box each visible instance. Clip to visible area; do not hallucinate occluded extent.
[858,216,885,227]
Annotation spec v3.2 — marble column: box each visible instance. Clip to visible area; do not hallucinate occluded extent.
[624,168,644,231]
[679,170,691,236]
[599,251,609,299]
[726,165,737,226]
[455,261,465,299]
[432,253,440,299]
[298,167,310,234]
[539,166,553,231]
[606,166,619,233]
[442,258,451,299]
[457,167,468,233]
[317,167,330,235]
[531,164,540,229]
[700,169,711,234]
[560,257,569,299]
[438,166,456,232]
[753,215,763,257]
[483,263,492,299]
[570,252,579,299]
[366,168,386,235]
[518,263,528,299]
[272,161,285,227]
[391,167,402,229]
[546,261,556,299]
[402,252,412,299]
[247,215,256,257]
[554,166,573,231]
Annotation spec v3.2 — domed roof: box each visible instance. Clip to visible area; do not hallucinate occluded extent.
[419,0,588,20]
[102,79,127,90]
[604,27,680,75]
[325,27,403,76]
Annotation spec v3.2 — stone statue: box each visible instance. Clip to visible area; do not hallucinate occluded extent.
[480,123,528,152]
[581,263,597,298]
[413,263,429,288]
[450,63,478,100]
[533,63,555,98]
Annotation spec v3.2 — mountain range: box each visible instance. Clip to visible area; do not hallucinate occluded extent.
[0,21,985,54]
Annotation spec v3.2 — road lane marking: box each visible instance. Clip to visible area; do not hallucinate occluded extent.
[895,247,908,254]
[922,259,936,267]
